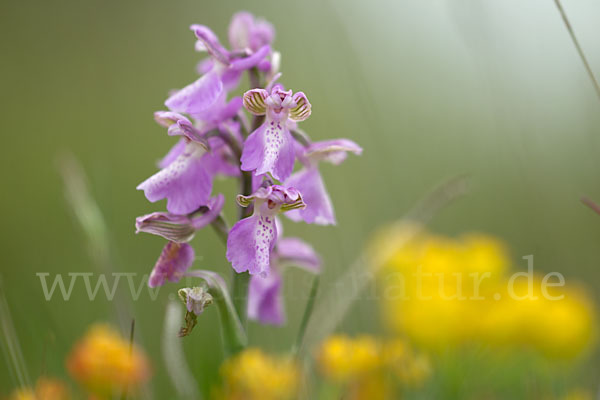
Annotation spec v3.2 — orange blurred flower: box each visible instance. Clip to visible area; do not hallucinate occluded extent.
[66,324,150,398]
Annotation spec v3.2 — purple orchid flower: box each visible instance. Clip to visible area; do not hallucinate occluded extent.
[247,237,321,325]
[135,194,225,243]
[226,185,305,277]
[165,24,271,116]
[148,241,195,288]
[229,11,275,53]
[137,138,210,215]
[285,139,362,225]
[240,86,311,181]
[196,12,276,84]
[137,103,241,215]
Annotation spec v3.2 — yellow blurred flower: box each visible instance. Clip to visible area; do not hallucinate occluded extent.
[481,278,596,359]
[374,224,597,360]
[7,377,70,400]
[66,324,150,398]
[378,227,509,348]
[219,348,299,400]
[316,335,381,382]
[316,335,430,399]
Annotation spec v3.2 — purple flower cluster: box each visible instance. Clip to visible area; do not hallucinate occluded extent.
[135,11,361,325]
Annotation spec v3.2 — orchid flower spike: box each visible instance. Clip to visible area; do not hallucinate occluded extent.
[241,86,311,181]
[226,185,305,277]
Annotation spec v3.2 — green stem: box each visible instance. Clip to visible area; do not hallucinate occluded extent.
[248,66,261,89]
[232,272,250,329]
[222,68,266,333]
[210,215,229,246]
[248,67,265,132]
[231,113,255,326]
[290,129,311,147]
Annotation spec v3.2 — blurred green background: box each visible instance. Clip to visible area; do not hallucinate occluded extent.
[1,0,599,397]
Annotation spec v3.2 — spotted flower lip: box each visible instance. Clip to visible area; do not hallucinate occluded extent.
[148,242,195,288]
[240,87,311,180]
[135,194,225,242]
[226,185,305,277]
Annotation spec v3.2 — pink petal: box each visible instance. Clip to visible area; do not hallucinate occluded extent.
[148,242,195,288]
[137,142,212,215]
[247,270,284,325]
[276,237,321,273]
[285,167,335,225]
[165,70,223,115]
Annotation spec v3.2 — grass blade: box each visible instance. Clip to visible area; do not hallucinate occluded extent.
[293,276,320,355]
